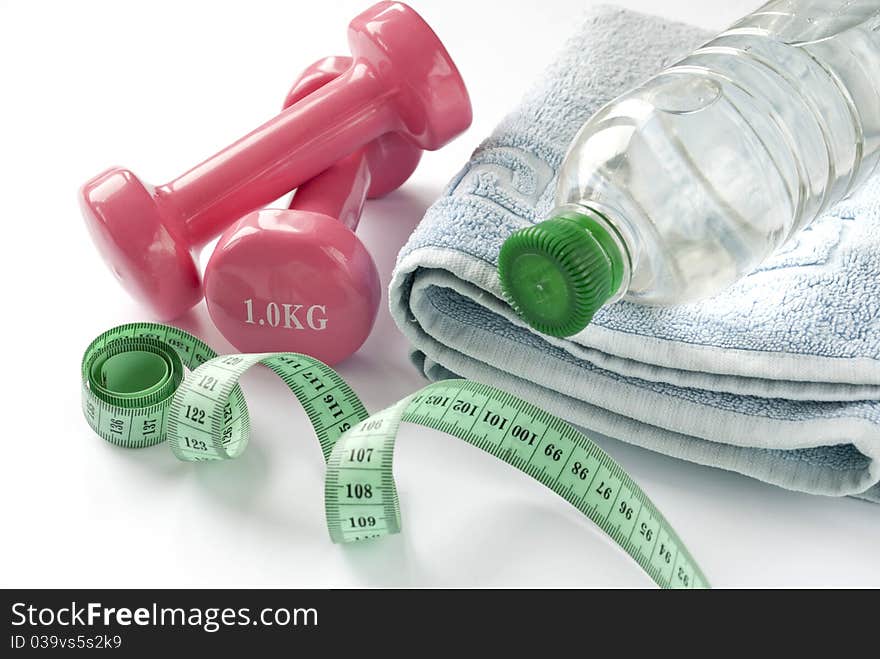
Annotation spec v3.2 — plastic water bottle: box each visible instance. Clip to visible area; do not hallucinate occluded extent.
[498,0,880,338]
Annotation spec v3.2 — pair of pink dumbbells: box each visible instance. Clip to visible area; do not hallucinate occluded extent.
[80,2,472,364]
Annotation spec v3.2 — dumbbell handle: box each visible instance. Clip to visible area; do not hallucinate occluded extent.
[289,150,370,231]
[157,64,393,247]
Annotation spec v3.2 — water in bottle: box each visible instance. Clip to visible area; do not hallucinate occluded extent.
[498,0,880,337]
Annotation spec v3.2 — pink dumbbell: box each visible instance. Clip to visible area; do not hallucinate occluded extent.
[79,1,472,320]
[203,56,422,364]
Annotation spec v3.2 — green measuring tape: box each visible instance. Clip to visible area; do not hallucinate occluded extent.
[82,323,708,589]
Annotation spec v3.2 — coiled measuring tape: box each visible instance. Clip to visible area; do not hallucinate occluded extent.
[82,323,708,589]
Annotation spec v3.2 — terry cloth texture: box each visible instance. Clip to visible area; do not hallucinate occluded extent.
[389,5,880,501]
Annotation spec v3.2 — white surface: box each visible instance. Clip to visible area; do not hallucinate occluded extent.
[0,0,877,588]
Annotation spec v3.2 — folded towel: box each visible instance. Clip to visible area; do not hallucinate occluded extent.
[389,5,880,501]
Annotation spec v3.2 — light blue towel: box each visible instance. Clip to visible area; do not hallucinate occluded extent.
[389,5,880,501]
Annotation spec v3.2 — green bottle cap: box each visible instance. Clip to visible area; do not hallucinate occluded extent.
[498,210,624,337]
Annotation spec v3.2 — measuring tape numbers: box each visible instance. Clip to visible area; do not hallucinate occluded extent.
[82,323,708,589]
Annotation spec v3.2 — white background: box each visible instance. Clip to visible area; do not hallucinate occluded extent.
[1,0,877,588]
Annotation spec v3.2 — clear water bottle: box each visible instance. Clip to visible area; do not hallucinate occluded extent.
[498,0,880,338]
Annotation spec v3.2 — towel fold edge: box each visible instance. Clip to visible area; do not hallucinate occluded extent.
[389,247,880,499]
